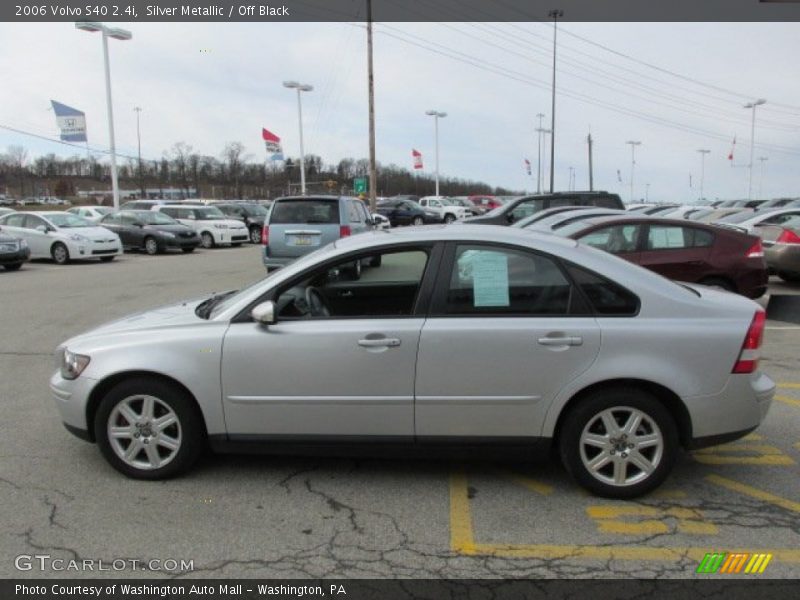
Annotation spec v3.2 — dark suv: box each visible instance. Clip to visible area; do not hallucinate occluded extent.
[213,202,270,244]
[465,191,624,226]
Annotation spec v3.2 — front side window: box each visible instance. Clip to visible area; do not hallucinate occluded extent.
[443,245,572,315]
[274,248,430,319]
[579,224,640,254]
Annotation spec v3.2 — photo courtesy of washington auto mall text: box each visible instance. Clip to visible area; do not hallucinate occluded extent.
[2,0,800,599]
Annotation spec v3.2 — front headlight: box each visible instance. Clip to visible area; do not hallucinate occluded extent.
[18,239,28,248]
[160,231,176,238]
[213,224,228,229]
[60,348,90,380]
[69,234,88,242]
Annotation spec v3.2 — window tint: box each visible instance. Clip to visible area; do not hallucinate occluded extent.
[102,213,121,225]
[3,214,26,227]
[567,264,639,315]
[275,249,430,319]
[24,215,47,229]
[348,202,362,223]
[509,198,545,222]
[579,224,640,253]
[444,245,572,315]
[593,197,623,209]
[647,225,712,250]
[762,212,800,225]
[160,207,178,218]
[270,199,339,224]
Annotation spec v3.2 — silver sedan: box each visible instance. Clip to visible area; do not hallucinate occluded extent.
[50,226,774,498]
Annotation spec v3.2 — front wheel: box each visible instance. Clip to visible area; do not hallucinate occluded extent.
[559,387,678,498]
[94,377,205,480]
[412,216,424,226]
[4,263,22,271]
[444,213,456,224]
[51,242,70,265]
[143,236,159,256]
[200,232,214,249]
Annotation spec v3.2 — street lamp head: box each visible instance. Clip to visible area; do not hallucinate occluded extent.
[425,110,437,116]
[298,84,314,92]
[75,21,104,33]
[283,81,300,89]
[107,28,132,41]
[626,140,641,146]
[744,99,767,108]
[426,110,446,118]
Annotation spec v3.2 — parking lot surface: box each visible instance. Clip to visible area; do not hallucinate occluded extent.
[1,247,799,578]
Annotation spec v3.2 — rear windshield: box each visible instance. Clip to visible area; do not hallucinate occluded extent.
[270,199,339,224]
[193,207,226,220]
[718,210,756,224]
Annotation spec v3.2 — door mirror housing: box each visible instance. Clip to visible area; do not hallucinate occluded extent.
[251,301,276,326]
[35,225,49,233]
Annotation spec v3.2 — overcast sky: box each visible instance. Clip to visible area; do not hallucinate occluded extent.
[1,21,799,202]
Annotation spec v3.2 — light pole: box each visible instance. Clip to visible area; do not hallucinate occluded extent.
[75,21,131,210]
[645,183,650,202]
[425,110,447,196]
[757,156,768,199]
[744,99,766,200]
[568,166,574,191]
[535,113,545,194]
[697,149,710,201]
[626,141,641,202]
[134,106,143,198]
[283,81,314,195]
[548,9,563,193]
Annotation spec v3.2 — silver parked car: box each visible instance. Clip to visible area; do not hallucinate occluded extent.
[50,226,774,498]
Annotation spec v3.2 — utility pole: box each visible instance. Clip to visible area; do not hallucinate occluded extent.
[425,110,447,196]
[535,113,545,194]
[548,9,563,193]
[568,166,574,191]
[697,149,710,202]
[134,106,143,199]
[744,99,766,200]
[366,0,377,211]
[757,156,768,199]
[536,126,551,193]
[645,183,650,202]
[626,140,641,202]
[587,132,594,191]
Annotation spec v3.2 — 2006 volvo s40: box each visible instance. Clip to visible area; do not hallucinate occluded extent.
[50,225,775,498]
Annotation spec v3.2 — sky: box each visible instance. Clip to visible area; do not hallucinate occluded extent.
[1,21,799,202]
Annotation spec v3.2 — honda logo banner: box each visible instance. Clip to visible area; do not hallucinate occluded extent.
[51,100,87,142]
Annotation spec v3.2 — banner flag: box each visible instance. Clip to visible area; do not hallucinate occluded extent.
[412,148,423,170]
[262,128,284,161]
[51,100,87,142]
[524,158,532,175]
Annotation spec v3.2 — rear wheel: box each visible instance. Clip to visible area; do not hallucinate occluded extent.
[412,216,424,226]
[778,271,800,283]
[51,242,70,265]
[143,236,159,256]
[94,377,205,480]
[200,232,214,249]
[559,387,678,498]
[249,227,261,244]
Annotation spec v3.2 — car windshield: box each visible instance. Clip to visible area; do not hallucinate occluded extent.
[46,213,92,228]
[240,203,269,216]
[687,209,713,220]
[194,207,226,220]
[717,210,759,224]
[93,207,113,215]
[483,205,507,217]
[138,211,177,225]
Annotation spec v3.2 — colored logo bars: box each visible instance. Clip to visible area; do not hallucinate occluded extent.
[697,552,773,574]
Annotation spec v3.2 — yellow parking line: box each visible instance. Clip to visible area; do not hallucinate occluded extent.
[775,395,800,408]
[449,473,476,554]
[743,433,764,441]
[777,383,800,389]
[506,473,554,496]
[705,474,800,514]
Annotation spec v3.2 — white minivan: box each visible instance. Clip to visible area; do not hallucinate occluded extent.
[154,205,249,249]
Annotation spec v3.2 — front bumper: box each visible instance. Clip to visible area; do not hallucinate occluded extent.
[50,370,97,442]
[0,246,30,264]
[164,235,200,249]
[72,240,122,258]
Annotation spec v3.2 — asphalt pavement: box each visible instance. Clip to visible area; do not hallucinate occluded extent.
[1,246,799,579]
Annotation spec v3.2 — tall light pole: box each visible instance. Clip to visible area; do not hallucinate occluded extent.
[548,9,563,193]
[283,81,313,195]
[757,156,768,199]
[366,0,377,211]
[645,183,650,202]
[535,113,545,194]
[536,126,551,194]
[75,21,131,210]
[697,149,710,202]
[568,166,574,191]
[744,99,766,201]
[133,106,143,198]
[425,110,447,196]
[626,141,641,202]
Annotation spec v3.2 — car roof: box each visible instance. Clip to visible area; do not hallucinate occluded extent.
[563,214,717,231]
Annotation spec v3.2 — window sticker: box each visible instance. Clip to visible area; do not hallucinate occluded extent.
[471,251,510,307]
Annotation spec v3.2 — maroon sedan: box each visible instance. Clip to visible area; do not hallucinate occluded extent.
[557,216,768,298]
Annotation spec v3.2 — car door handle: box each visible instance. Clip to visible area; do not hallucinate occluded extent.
[537,335,583,347]
[358,338,401,348]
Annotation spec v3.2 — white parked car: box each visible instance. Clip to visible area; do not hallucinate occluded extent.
[0,211,122,264]
[419,196,470,223]
[372,213,391,230]
[153,204,249,249]
[714,207,800,234]
[68,206,115,222]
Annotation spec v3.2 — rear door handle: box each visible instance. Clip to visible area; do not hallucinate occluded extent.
[538,336,583,347]
[358,338,401,348]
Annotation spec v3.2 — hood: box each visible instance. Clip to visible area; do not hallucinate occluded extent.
[68,226,119,241]
[144,224,194,234]
[198,218,247,229]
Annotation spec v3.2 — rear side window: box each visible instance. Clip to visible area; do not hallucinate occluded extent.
[579,224,640,254]
[567,264,639,315]
[348,202,362,223]
[270,200,339,224]
[647,225,713,250]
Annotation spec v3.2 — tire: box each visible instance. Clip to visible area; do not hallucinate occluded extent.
[182,247,196,254]
[699,277,735,293]
[3,263,22,271]
[51,242,70,265]
[369,255,382,268]
[559,387,678,498]
[94,377,205,480]
[143,236,159,256]
[249,227,261,244]
[444,213,456,224]
[200,232,214,249]
[778,271,800,283]
[99,256,115,263]
[412,216,424,226]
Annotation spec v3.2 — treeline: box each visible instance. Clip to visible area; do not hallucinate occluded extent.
[0,142,522,200]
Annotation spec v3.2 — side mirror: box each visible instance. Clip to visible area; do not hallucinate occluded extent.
[133,222,144,228]
[36,225,48,233]
[251,301,276,326]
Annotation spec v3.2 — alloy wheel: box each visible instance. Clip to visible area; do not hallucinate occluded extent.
[107,394,182,471]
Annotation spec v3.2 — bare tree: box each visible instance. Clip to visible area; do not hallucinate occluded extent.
[169,142,193,197]
[221,142,250,198]
[7,145,28,196]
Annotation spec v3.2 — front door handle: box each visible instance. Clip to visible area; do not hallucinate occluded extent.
[538,335,583,347]
[358,338,401,348]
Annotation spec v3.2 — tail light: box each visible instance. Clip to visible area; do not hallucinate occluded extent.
[745,239,764,258]
[732,310,766,374]
[340,225,351,237]
[261,225,269,245]
[776,228,800,244]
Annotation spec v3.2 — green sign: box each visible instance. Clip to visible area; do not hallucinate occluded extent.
[353,178,367,194]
